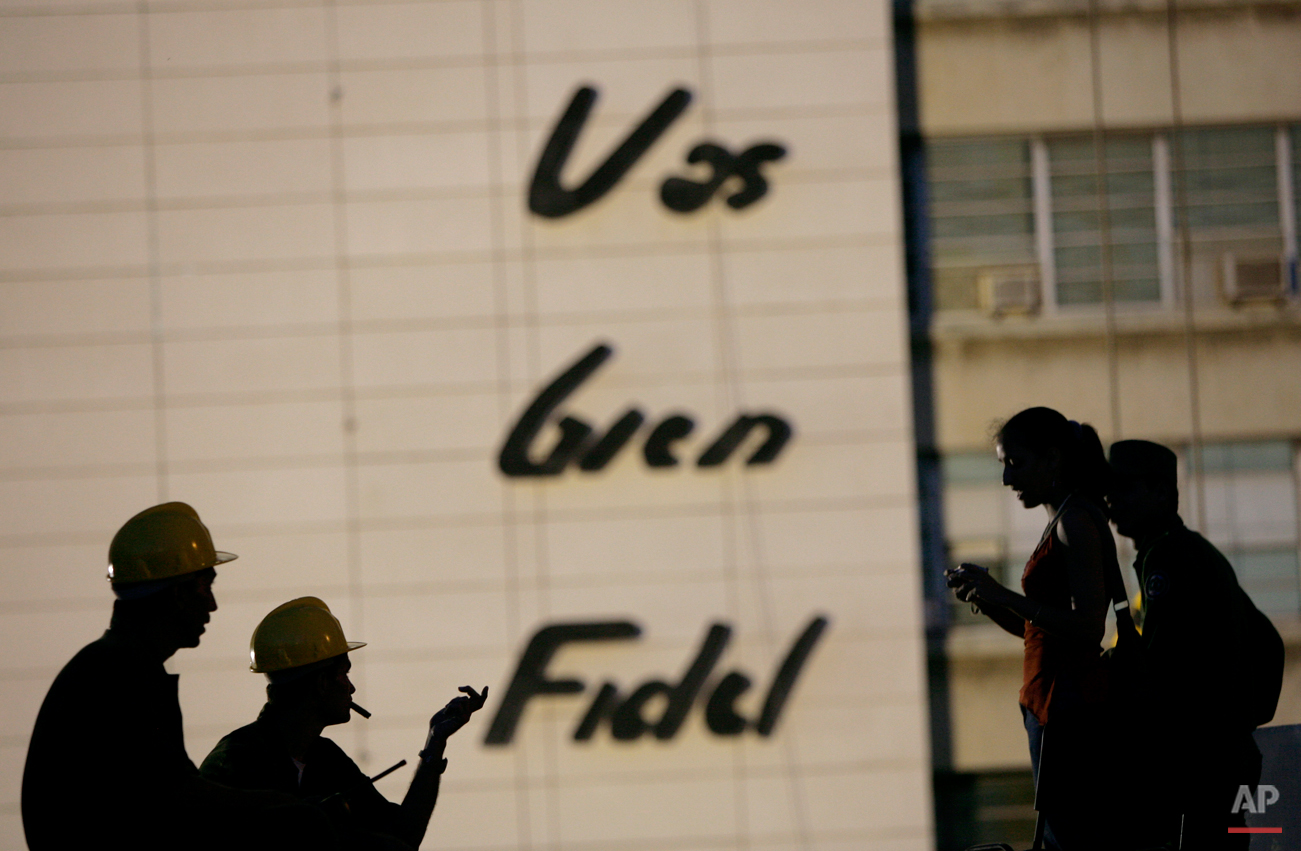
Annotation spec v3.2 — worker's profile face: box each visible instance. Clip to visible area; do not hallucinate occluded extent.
[320,656,356,726]
[997,437,1057,509]
[171,568,218,648]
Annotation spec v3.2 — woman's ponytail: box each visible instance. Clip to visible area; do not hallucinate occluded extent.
[1072,421,1109,509]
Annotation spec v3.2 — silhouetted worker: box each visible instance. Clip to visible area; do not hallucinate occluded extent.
[1108,440,1283,850]
[201,597,487,850]
[21,503,330,851]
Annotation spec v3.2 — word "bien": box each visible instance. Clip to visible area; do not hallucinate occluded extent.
[497,343,794,477]
[484,616,829,745]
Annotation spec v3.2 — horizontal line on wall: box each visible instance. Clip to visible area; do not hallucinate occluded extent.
[0,429,903,481]
[0,40,890,84]
[0,626,921,683]
[417,826,931,851]
[342,691,925,734]
[0,102,893,151]
[0,362,908,417]
[522,233,899,262]
[0,299,903,350]
[0,121,492,150]
[0,493,915,550]
[0,232,896,284]
[0,168,893,219]
[0,461,158,481]
[0,449,487,481]
[0,577,922,626]
[0,367,903,409]
[1,0,884,20]
[358,759,927,795]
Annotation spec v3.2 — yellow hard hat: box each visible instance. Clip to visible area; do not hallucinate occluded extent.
[249,597,366,674]
[107,502,237,585]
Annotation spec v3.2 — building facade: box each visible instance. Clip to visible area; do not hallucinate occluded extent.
[915,0,1301,842]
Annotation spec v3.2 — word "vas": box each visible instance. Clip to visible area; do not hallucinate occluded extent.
[529,85,787,218]
[497,343,794,477]
[484,616,829,744]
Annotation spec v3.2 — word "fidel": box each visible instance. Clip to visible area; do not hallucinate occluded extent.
[529,85,787,218]
[484,616,829,744]
[498,343,793,477]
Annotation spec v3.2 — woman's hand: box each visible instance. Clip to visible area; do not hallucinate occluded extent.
[945,563,1005,606]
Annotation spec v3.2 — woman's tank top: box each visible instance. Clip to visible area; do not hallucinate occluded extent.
[1019,499,1111,724]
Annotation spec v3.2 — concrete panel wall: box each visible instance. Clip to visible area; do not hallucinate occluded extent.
[0,2,930,850]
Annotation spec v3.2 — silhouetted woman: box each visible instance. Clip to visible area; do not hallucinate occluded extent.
[947,407,1117,850]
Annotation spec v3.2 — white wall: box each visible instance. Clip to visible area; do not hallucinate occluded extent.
[0,2,931,850]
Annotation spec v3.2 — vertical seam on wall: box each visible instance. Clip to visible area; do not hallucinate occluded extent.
[1164,0,1207,531]
[507,2,547,848]
[138,1,168,502]
[484,2,533,850]
[322,0,367,764]
[691,4,812,850]
[688,5,748,848]
[1086,0,1123,439]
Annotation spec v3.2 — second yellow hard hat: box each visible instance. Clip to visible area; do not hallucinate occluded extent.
[249,597,366,674]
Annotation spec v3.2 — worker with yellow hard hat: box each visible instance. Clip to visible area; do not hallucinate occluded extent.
[21,503,336,851]
[201,596,486,850]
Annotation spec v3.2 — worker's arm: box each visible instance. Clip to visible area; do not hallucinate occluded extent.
[396,686,488,848]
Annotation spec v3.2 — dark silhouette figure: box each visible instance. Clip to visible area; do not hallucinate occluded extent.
[201,597,486,851]
[946,408,1120,850]
[1108,440,1284,851]
[22,503,333,851]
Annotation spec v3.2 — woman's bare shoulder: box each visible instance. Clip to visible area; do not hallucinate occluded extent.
[1054,502,1104,549]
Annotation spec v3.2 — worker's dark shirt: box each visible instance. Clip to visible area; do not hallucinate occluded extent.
[201,704,404,838]
[22,628,199,851]
[1134,517,1251,732]
[1132,519,1265,851]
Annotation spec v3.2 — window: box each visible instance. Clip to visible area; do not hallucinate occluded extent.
[927,122,1300,313]
[1185,440,1301,617]
[1173,126,1283,275]
[1049,134,1160,304]
[927,138,1036,311]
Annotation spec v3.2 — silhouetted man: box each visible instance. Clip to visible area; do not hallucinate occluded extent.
[1108,441,1281,850]
[201,597,486,850]
[22,503,331,851]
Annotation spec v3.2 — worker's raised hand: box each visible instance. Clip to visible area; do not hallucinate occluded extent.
[429,685,488,739]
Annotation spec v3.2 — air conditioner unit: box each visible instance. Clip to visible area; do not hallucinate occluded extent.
[976,266,1041,316]
[1220,253,1287,303]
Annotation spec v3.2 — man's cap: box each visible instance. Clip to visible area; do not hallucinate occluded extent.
[1109,439,1178,489]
